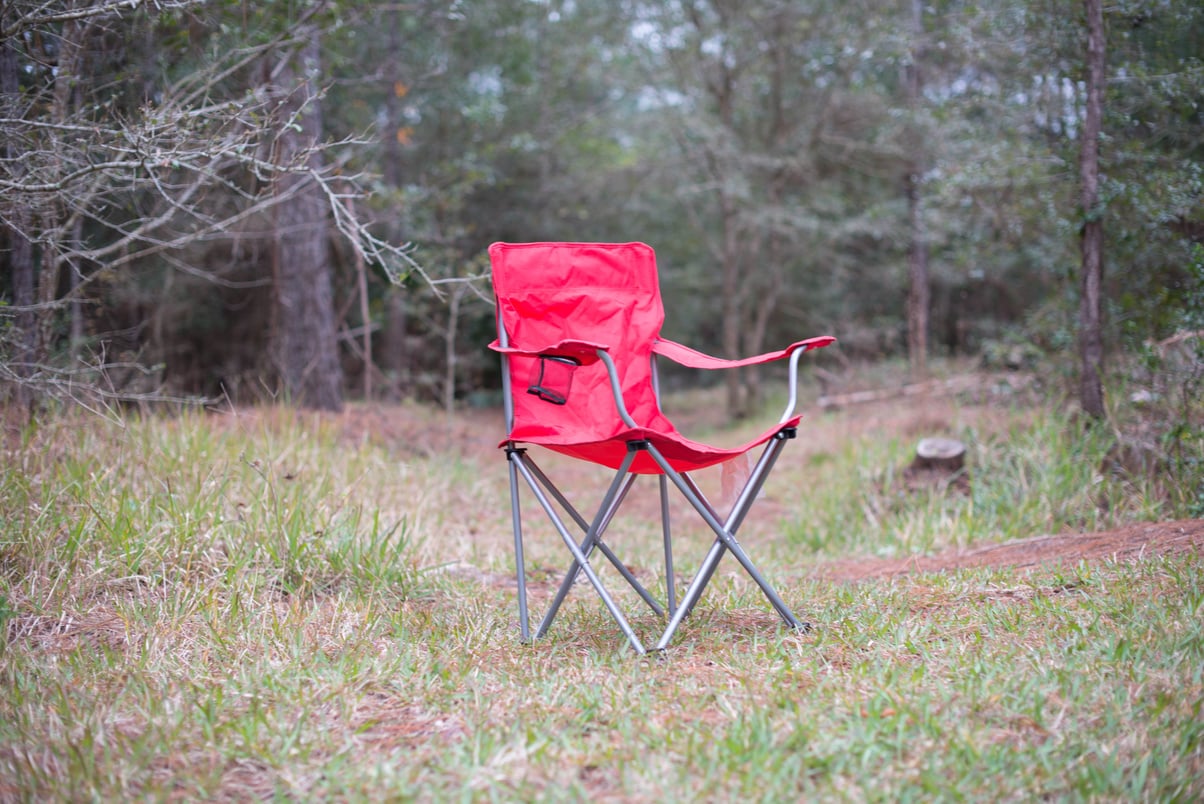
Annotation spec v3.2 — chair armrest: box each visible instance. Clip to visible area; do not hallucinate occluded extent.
[490,337,637,427]
[652,335,836,424]
[651,335,835,369]
[488,338,609,366]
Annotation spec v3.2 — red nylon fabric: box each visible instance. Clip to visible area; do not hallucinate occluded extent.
[652,335,837,369]
[491,338,609,366]
[488,241,830,474]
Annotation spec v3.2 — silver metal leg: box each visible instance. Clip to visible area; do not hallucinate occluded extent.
[682,434,793,622]
[660,475,676,616]
[592,538,665,617]
[657,538,727,651]
[523,462,661,619]
[650,433,805,651]
[677,434,781,618]
[504,428,804,655]
[678,474,726,619]
[534,453,640,637]
[506,450,530,642]
[511,451,647,654]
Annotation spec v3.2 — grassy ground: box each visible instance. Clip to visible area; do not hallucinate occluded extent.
[1,372,1201,801]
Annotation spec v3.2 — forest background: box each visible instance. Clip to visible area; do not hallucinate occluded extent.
[1,0,1201,424]
[3,5,1204,797]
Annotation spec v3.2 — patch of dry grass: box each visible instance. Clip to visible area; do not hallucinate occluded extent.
[1,386,1201,800]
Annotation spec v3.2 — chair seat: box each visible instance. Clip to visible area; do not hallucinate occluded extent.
[505,414,803,474]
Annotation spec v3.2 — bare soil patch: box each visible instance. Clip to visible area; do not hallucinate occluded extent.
[811,519,1204,583]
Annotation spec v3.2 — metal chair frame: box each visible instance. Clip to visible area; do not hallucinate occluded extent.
[499,316,814,654]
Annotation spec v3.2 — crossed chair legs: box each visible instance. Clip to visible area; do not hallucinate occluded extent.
[505,428,807,655]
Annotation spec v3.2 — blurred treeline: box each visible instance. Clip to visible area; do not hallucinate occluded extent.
[1,0,1201,415]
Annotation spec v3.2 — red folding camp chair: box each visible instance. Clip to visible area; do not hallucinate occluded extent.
[490,241,834,653]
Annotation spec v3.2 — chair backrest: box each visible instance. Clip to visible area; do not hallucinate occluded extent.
[490,242,674,445]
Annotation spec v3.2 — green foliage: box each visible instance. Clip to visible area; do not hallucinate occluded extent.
[3,0,1202,406]
[1155,244,1204,514]
[0,411,417,610]
[786,407,1166,558]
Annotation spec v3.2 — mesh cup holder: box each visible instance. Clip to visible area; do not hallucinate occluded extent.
[527,356,579,405]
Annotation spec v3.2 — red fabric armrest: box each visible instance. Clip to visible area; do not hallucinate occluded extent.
[651,335,835,369]
[488,338,610,365]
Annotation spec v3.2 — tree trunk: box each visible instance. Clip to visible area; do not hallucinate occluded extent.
[1078,0,1106,419]
[720,197,748,419]
[722,276,752,418]
[271,30,343,411]
[906,173,930,380]
[381,9,405,189]
[1,18,36,413]
[443,282,464,417]
[343,190,372,400]
[378,287,409,400]
[742,229,785,416]
[905,0,930,381]
[34,17,87,365]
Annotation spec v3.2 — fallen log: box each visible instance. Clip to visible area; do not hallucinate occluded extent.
[816,373,1030,410]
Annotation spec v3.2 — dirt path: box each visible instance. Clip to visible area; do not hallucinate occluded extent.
[811,518,1204,583]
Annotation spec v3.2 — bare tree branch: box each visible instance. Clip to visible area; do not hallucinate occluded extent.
[1,0,425,411]
[1,1,200,41]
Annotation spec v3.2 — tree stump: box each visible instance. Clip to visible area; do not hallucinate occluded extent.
[913,437,967,474]
[903,437,969,494]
